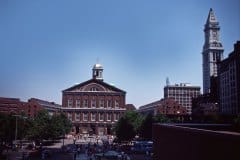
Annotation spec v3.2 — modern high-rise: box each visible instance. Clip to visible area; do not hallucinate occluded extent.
[219,41,240,115]
[164,83,201,114]
[202,8,224,94]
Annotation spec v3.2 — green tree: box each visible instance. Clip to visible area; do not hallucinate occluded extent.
[139,114,153,140]
[27,110,51,141]
[49,112,72,139]
[114,116,136,142]
[114,111,145,142]
[27,110,72,141]
[153,114,171,123]
[124,111,144,133]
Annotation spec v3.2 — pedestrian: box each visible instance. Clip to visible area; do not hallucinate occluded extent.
[73,137,76,144]
[74,152,77,160]
[22,152,25,160]
[41,152,45,160]
[77,146,81,155]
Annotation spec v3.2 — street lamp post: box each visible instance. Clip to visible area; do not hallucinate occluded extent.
[62,129,65,147]
[12,115,27,145]
[13,115,20,142]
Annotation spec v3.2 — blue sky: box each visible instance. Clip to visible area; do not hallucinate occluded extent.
[0,0,239,107]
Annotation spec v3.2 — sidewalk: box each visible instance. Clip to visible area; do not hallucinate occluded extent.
[76,153,95,160]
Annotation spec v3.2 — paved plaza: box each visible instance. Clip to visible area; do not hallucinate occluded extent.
[3,136,151,160]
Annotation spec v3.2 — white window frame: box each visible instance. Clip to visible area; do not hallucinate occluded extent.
[67,99,73,108]
[99,113,104,121]
[83,113,88,121]
[76,99,81,108]
[91,100,96,108]
[107,100,112,108]
[107,113,111,121]
[83,100,88,108]
[99,100,104,108]
[115,100,119,108]
[91,113,96,121]
[68,113,72,121]
[75,113,80,121]
[117,114,120,120]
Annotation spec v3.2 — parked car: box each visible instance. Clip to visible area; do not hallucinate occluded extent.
[95,150,122,160]
[130,141,153,154]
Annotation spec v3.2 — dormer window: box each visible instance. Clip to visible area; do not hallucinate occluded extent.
[90,87,99,91]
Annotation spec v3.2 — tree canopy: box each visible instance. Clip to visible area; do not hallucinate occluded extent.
[114,116,136,142]
[114,111,174,141]
[139,113,153,140]
[27,110,72,141]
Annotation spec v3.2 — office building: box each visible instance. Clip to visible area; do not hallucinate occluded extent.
[219,41,240,115]
[164,83,200,114]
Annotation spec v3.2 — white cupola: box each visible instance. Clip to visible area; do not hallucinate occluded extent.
[92,63,103,81]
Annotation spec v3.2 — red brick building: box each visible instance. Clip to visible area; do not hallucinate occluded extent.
[0,97,61,118]
[62,63,126,136]
[138,98,187,118]
[24,98,61,118]
[125,104,136,111]
[0,97,25,115]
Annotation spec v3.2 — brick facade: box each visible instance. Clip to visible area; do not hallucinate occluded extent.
[138,98,187,118]
[62,64,126,136]
[0,97,61,118]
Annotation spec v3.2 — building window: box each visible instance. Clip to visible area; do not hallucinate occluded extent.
[91,113,96,121]
[76,100,81,108]
[116,114,120,120]
[68,113,72,121]
[115,100,119,108]
[107,113,111,121]
[91,100,96,108]
[99,100,104,108]
[75,113,80,121]
[114,113,120,121]
[67,99,73,108]
[114,114,117,121]
[107,100,112,108]
[83,113,88,121]
[90,87,99,91]
[99,113,104,121]
[83,100,88,108]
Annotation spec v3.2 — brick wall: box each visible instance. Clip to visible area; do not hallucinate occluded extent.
[152,124,240,160]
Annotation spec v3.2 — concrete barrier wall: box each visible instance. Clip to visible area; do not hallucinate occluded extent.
[152,124,240,160]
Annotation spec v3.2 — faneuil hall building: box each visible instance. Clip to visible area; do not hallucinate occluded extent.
[62,63,126,136]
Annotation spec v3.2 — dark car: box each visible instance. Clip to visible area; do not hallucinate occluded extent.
[130,141,153,154]
[95,150,122,160]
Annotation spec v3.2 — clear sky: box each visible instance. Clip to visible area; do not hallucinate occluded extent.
[0,0,239,108]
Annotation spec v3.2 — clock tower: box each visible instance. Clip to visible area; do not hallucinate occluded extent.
[202,8,224,94]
